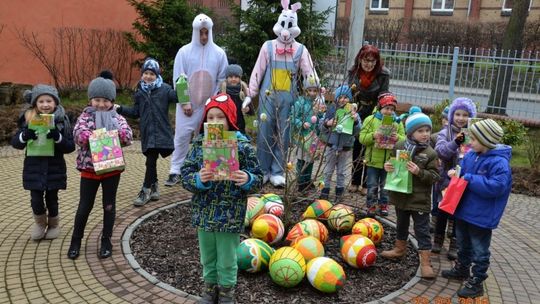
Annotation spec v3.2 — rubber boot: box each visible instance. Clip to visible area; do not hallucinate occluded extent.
[320,187,330,200]
[381,239,408,259]
[44,215,60,240]
[419,250,436,279]
[431,234,444,254]
[335,187,344,203]
[457,277,484,298]
[31,214,48,241]
[198,283,218,304]
[447,237,458,260]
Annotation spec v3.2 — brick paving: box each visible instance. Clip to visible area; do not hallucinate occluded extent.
[0,142,539,303]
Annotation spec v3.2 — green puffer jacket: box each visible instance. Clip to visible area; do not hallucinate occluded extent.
[388,141,440,212]
[359,113,405,169]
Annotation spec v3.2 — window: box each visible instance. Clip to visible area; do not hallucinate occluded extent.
[370,0,389,11]
[432,0,454,11]
[502,0,532,13]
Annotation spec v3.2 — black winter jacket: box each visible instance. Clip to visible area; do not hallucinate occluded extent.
[348,66,391,121]
[11,105,75,191]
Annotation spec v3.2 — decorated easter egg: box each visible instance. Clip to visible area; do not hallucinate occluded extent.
[286,219,329,244]
[261,193,284,217]
[352,218,384,245]
[236,238,275,273]
[269,247,306,288]
[302,199,333,220]
[327,207,355,233]
[291,236,325,262]
[306,257,346,293]
[244,196,266,227]
[340,234,377,268]
[251,214,285,245]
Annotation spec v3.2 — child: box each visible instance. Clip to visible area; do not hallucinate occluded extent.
[382,108,440,279]
[359,92,405,216]
[290,75,324,193]
[441,119,509,298]
[319,85,361,202]
[180,93,263,304]
[67,71,133,260]
[11,85,75,240]
[219,64,251,134]
[434,97,477,260]
[116,58,178,206]
[429,105,449,231]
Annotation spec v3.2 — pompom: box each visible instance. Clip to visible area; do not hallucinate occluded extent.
[98,70,114,80]
[409,106,422,115]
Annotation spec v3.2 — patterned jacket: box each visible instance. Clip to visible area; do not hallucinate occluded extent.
[73,107,133,172]
[180,133,263,233]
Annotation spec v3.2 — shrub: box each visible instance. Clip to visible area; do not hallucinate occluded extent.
[496,119,528,147]
[526,133,540,170]
[430,99,451,132]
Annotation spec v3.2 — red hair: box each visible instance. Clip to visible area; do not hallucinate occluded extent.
[348,44,384,76]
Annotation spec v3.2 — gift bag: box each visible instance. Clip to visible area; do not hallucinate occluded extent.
[375,115,397,149]
[438,176,468,215]
[27,114,55,157]
[175,74,190,104]
[203,123,240,181]
[89,128,125,175]
[384,151,412,194]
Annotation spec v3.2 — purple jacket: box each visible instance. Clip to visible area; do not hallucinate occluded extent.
[435,124,460,189]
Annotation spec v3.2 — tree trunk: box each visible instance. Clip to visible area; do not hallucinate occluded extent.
[487,0,529,115]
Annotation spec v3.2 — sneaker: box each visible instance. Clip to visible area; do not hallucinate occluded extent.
[441,264,470,280]
[379,205,389,216]
[164,174,181,187]
[457,277,484,298]
[366,206,377,217]
[218,286,236,304]
[199,283,218,304]
[262,174,270,184]
[149,183,160,201]
[270,175,286,187]
[133,188,151,207]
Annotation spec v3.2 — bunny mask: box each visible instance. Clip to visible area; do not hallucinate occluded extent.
[273,0,302,44]
[192,13,214,47]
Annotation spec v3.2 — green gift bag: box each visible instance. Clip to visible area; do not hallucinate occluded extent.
[27,114,55,157]
[384,156,413,194]
[175,74,189,104]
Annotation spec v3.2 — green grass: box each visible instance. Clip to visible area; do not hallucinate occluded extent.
[511,128,540,168]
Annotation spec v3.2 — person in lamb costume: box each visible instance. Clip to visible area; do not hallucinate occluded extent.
[248,0,318,187]
[166,14,228,186]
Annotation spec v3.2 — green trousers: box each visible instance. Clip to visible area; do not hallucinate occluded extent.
[197,229,240,287]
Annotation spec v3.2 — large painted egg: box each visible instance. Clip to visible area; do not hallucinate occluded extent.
[352,218,384,245]
[251,214,284,245]
[302,199,333,220]
[262,193,284,217]
[236,238,275,273]
[340,234,377,268]
[269,246,306,288]
[327,207,355,233]
[286,219,329,244]
[244,196,266,227]
[291,235,325,262]
[306,257,346,293]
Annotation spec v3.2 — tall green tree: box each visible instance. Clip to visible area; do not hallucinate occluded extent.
[125,0,210,83]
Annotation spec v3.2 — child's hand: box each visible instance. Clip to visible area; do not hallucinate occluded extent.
[21,128,37,141]
[384,161,394,172]
[303,122,311,129]
[447,169,457,178]
[230,170,249,186]
[374,132,382,140]
[199,168,213,183]
[325,119,335,127]
[455,132,465,145]
[407,161,420,175]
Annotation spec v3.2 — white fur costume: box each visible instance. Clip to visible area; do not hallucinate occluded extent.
[170,14,228,175]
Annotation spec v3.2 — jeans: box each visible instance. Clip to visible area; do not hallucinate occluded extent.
[395,207,431,250]
[351,138,366,187]
[366,167,388,207]
[455,219,492,281]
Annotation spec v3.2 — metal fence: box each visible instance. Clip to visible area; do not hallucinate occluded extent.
[320,42,540,120]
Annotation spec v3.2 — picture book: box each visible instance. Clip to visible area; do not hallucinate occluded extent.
[26,114,55,157]
[203,123,240,181]
[375,115,398,149]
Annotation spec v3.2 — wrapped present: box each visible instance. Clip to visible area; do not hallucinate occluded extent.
[333,104,356,135]
[384,150,412,194]
[175,74,190,104]
[27,114,55,157]
[375,115,397,149]
[203,123,239,181]
[89,128,125,175]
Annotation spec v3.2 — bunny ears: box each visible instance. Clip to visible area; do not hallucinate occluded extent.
[281,0,302,12]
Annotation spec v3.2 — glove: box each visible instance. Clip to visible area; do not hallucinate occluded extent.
[242,96,252,110]
[454,132,465,145]
[47,128,61,141]
[21,128,37,142]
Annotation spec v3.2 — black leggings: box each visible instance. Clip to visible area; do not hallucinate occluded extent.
[143,149,172,188]
[71,175,120,240]
[351,138,367,187]
[30,189,59,217]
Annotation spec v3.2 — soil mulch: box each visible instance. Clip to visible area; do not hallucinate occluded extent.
[511,167,540,197]
[130,188,420,304]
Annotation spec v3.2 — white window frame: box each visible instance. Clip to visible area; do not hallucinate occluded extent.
[431,0,455,12]
[502,0,533,13]
[370,0,389,11]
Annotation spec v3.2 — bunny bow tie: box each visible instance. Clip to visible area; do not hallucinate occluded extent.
[276,47,294,55]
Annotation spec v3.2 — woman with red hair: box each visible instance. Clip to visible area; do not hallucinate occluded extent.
[347,44,391,195]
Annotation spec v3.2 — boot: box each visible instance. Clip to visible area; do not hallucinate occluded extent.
[149,183,160,201]
[133,187,151,207]
[31,214,48,241]
[67,238,81,260]
[441,262,470,280]
[320,187,330,200]
[431,234,444,254]
[44,215,60,240]
[99,237,113,259]
[381,239,408,259]
[457,277,484,298]
[447,237,458,260]
[419,250,436,279]
[198,283,217,304]
[218,286,236,304]
[334,187,344,203]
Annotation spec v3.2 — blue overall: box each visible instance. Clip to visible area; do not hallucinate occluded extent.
[257,41,304,176]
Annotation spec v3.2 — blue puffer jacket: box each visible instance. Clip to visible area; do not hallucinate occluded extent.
[454,144,512,229]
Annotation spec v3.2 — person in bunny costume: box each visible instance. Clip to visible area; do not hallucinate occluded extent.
[248,0,318,187]
[166,13,229,187]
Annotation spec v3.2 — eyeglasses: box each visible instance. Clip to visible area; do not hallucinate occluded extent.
[361,58,377,64]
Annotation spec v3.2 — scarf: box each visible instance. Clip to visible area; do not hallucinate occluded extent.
[359,71,376,89]
[93,109,119,131]
[404,137,429,160]
[226,83,241,96]
[140,75,163,92]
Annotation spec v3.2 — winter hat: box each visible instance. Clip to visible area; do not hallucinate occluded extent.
[141,58,160,76]
[226,64,243,78]
[29,84,60,106]
[303,74,319,90]
[448,97,476,125]
[88,70,116,101]
[203,93,239,131]
[441,106,450,119]
[469,119,504,149]
[378,92,397,109]
[405,106,432,136]
[334,85,353,101]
